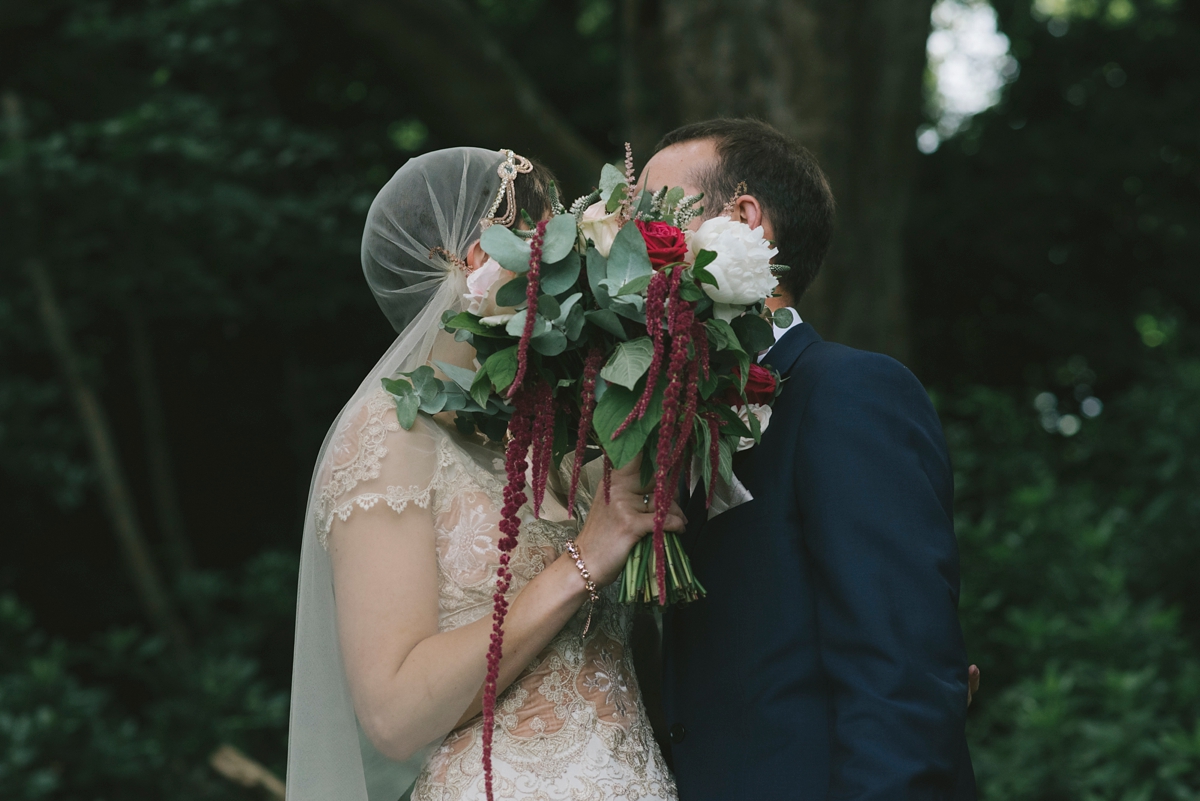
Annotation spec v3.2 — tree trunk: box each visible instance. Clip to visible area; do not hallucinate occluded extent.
[661,0,934,362]
[26,261,192,657]
[322,0,606,191]
[128,305,195,575]
[5,91,191,658]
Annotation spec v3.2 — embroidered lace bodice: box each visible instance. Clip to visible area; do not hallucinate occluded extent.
[318,390,676,801]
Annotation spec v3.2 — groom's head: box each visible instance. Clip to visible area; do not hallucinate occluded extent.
[642,118,834,305]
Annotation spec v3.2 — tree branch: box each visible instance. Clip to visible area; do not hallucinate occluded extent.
[322,0,606,191]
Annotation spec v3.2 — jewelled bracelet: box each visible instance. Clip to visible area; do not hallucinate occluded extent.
[564,539,600,637]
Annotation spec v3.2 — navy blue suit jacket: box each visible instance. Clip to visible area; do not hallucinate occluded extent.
[663,323,975,800]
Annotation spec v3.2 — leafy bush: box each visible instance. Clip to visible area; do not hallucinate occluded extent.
[0,552,296,800]
[946,358,1200,799]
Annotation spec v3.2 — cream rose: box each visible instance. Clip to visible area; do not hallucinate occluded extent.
[688,216,779,310]
[579,201,621,257]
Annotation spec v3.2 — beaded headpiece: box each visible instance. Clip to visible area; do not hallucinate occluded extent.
[480,149,534,230]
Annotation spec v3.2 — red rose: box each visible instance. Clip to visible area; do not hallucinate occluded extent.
[635,220,688,268]
[722,364,778,406]
[743,364,778,404]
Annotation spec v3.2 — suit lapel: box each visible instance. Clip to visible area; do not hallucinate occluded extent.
[760,322,822,377]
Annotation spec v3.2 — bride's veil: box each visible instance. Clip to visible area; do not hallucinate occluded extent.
[286,147,506,801]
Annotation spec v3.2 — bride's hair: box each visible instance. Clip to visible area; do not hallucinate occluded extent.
[510,157,558,225]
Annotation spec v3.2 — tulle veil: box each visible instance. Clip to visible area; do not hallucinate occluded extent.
[285,147,507,801]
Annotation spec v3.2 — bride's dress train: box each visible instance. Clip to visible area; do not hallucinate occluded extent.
[318,390,677,801]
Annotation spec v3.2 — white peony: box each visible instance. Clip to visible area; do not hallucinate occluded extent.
[464,257,505,315]
[735,403,772,452]
[579,201,621,257]
[688,216,779,310]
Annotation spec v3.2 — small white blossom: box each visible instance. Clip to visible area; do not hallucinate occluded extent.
[688,217,778,306]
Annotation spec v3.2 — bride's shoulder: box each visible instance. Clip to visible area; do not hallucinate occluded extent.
[326,388,442,473]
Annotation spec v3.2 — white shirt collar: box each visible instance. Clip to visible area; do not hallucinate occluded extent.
[772,307,801,343]
[759,307,801,362]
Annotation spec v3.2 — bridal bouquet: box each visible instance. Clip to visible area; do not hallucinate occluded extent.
[387,149,788,607]
[385,149,786,798]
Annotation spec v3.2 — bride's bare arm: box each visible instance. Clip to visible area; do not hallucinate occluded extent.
[329,456,684,762]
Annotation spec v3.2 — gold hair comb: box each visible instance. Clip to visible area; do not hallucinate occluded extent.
[481,149,534,230]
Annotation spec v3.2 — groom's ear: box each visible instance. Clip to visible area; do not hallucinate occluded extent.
[732,194,774,241]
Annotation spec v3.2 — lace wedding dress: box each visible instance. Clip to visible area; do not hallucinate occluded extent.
[316,390,678,801]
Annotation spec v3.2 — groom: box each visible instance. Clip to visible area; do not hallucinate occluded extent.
[641,119,976,799]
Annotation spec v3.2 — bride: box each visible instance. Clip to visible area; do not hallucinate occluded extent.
[286,147,681,800]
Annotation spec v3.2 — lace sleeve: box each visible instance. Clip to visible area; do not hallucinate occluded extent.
[313,390,445,548]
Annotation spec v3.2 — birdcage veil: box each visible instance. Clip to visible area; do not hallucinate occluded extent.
[286,147,508,801]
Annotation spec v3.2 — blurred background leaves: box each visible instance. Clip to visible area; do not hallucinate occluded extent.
[0,0,1197,797]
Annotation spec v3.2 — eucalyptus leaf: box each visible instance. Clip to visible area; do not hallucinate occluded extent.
[382,377,421,430]
[617,273,654,296]
[537,294,561,322]
[531,329,568,356]
[408,366,439,405]
[599,336,655,390]
[539,250,581,295]
[599,163,625,202]
[664,186,685,211]
[480,223,532,273]
[586,309,626,338]
[418,392,448,415]
[556,292,583,323]
[605,224,653,293]
[605,183,628,214]
[771,307,794,329]
[494,275,528,308]
[565,304,586,340]
[611,296,647,324]
[432,360,479,393]
[541,214,577,263]
[440,384,470,412]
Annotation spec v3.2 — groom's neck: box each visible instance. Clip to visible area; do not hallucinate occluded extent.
[766,293,794,312]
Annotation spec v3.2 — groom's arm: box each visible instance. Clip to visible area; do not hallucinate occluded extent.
[794,350,970,800]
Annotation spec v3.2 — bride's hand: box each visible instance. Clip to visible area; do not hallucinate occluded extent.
[572,455,687,588]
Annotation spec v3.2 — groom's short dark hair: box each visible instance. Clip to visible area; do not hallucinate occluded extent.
[656,118,835,302]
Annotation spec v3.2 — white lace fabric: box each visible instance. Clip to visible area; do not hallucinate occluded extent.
[320,392,677,801]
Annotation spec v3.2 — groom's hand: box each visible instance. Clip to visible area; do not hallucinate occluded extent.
[968,664,980,707]
[574,456,687,588]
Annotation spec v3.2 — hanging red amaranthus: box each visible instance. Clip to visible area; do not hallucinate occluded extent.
[567,348,605,516]
[614,269,669,439]
[649,266,698,604]
[508,219,547,398]
[530,381,555,517]
[481,383,537,801]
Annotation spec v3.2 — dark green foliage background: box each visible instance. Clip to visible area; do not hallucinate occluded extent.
[1,0,1197,797]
